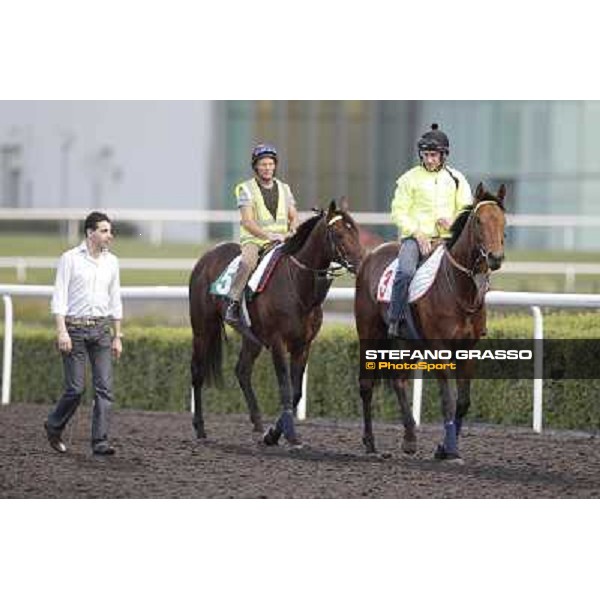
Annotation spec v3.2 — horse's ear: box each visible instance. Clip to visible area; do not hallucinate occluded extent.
[327,199,337,216]
[339,196,349,211]
[497,184,507,205]
[475,182,486,202]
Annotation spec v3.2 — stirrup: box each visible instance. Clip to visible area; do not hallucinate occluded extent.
[387,320,400,338]
[224,300,240,324]
[388,319,409,339]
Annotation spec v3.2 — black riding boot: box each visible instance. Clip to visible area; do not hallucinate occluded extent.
[387,281,410,338]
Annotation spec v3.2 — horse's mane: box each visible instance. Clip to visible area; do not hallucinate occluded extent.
[447,194,505,249]
[280,211,324,255]
[447,205,474,249]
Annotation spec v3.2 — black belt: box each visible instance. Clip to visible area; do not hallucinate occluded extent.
[65,316,109,327]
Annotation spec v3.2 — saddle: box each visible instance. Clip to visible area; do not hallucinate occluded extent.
[210,243,285,300]
[377,242,446,304]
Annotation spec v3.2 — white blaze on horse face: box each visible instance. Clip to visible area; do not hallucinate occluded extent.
[329,215,363,272]
[254,158,276,184]
[477,204,505,257]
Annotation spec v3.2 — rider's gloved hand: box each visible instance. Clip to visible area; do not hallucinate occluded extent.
[267,232,286,243]
[415,232,432,256]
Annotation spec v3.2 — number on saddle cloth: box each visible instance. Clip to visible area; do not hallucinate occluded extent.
[210,256,241,297]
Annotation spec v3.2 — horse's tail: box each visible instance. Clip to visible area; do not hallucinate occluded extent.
[189,261,227,389]
[206,319,225,387]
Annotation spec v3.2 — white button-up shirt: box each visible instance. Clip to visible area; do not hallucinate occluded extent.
[51,242,123,319]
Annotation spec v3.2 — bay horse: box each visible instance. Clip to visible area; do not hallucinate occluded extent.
[189,200,364,447]
[354,183,506,461]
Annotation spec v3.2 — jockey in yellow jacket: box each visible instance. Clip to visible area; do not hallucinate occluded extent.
[225,143,299,325]
[387,123,472,337]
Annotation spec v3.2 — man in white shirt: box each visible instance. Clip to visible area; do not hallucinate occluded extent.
[44,211,123,456]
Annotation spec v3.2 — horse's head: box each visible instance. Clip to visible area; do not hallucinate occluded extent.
[472,183,506,271]
[325,200,364,274]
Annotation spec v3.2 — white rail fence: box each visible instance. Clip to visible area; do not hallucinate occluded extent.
[2,207,600,247]
[1,284,600,433]
[1,257,600,292]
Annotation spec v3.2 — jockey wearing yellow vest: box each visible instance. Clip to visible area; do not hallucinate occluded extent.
[387,124,472,337]
[225,143,300,325]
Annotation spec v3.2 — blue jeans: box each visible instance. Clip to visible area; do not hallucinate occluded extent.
[387,238,421,325]
[46,321,114,447]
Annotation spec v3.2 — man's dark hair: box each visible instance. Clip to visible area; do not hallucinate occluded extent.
[84,211,111,236]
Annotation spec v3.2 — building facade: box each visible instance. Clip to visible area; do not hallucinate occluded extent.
[215,100,600,250]
[1,101,599,248]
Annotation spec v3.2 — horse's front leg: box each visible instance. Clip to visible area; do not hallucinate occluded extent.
[391,376,417,454]
[359,376,377,453]
[434,371,461,461]
[263,339,301,448]
[290,345,310,418]
[455,359,475,440]
[235,336,264,434]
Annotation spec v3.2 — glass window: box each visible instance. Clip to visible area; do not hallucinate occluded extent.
[580,101,600,173]
[550,101,579,174]
[490,101,521,176]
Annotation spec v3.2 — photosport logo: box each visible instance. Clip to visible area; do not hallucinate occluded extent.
[359,339,600,380]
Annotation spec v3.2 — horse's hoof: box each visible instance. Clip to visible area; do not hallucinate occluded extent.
[252,422,264,434]
[433,444,463,463]
[401,439,417,455]
[286,437,304,451]
[195,428,207,440]
[362,436,377,454]
[262,427,281,446]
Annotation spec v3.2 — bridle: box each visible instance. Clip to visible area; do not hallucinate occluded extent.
[289,212,357,277]
[444,201,502,314]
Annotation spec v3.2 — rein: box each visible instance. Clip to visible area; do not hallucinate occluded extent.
[444,201,498,314]
[288,214,352,278]
[285,212,354,312]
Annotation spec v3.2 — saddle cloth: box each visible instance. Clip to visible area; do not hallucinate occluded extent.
[209,244,284,298]
[377,244,446,304]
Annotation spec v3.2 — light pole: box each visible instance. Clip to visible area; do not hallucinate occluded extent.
[91,144,114,208]
[59,132,75,241]
[59,131,75,208]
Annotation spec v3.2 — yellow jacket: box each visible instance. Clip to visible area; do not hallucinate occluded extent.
[235,177,291,247]
[390,165,472,238]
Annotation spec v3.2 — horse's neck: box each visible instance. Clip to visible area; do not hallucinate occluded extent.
[443,218,488,307]
[449,218,482,273]
[294,219,331,269]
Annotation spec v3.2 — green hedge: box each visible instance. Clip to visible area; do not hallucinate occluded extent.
[3,310,600,431]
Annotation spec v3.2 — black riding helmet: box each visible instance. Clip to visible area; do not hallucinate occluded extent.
[417,123,450,156]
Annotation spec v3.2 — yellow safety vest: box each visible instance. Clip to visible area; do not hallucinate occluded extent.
[390,165,472,239]
[236,177,290,247]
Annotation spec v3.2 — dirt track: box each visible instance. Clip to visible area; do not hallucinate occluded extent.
[1,403,599,498]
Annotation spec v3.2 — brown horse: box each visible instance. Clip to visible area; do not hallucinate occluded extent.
[354,183,506,460]
[189,200,364,446]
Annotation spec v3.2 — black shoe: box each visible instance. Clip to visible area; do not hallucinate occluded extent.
[44,422,67,454]
[224,300,241,325]
[92,443,116,456]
